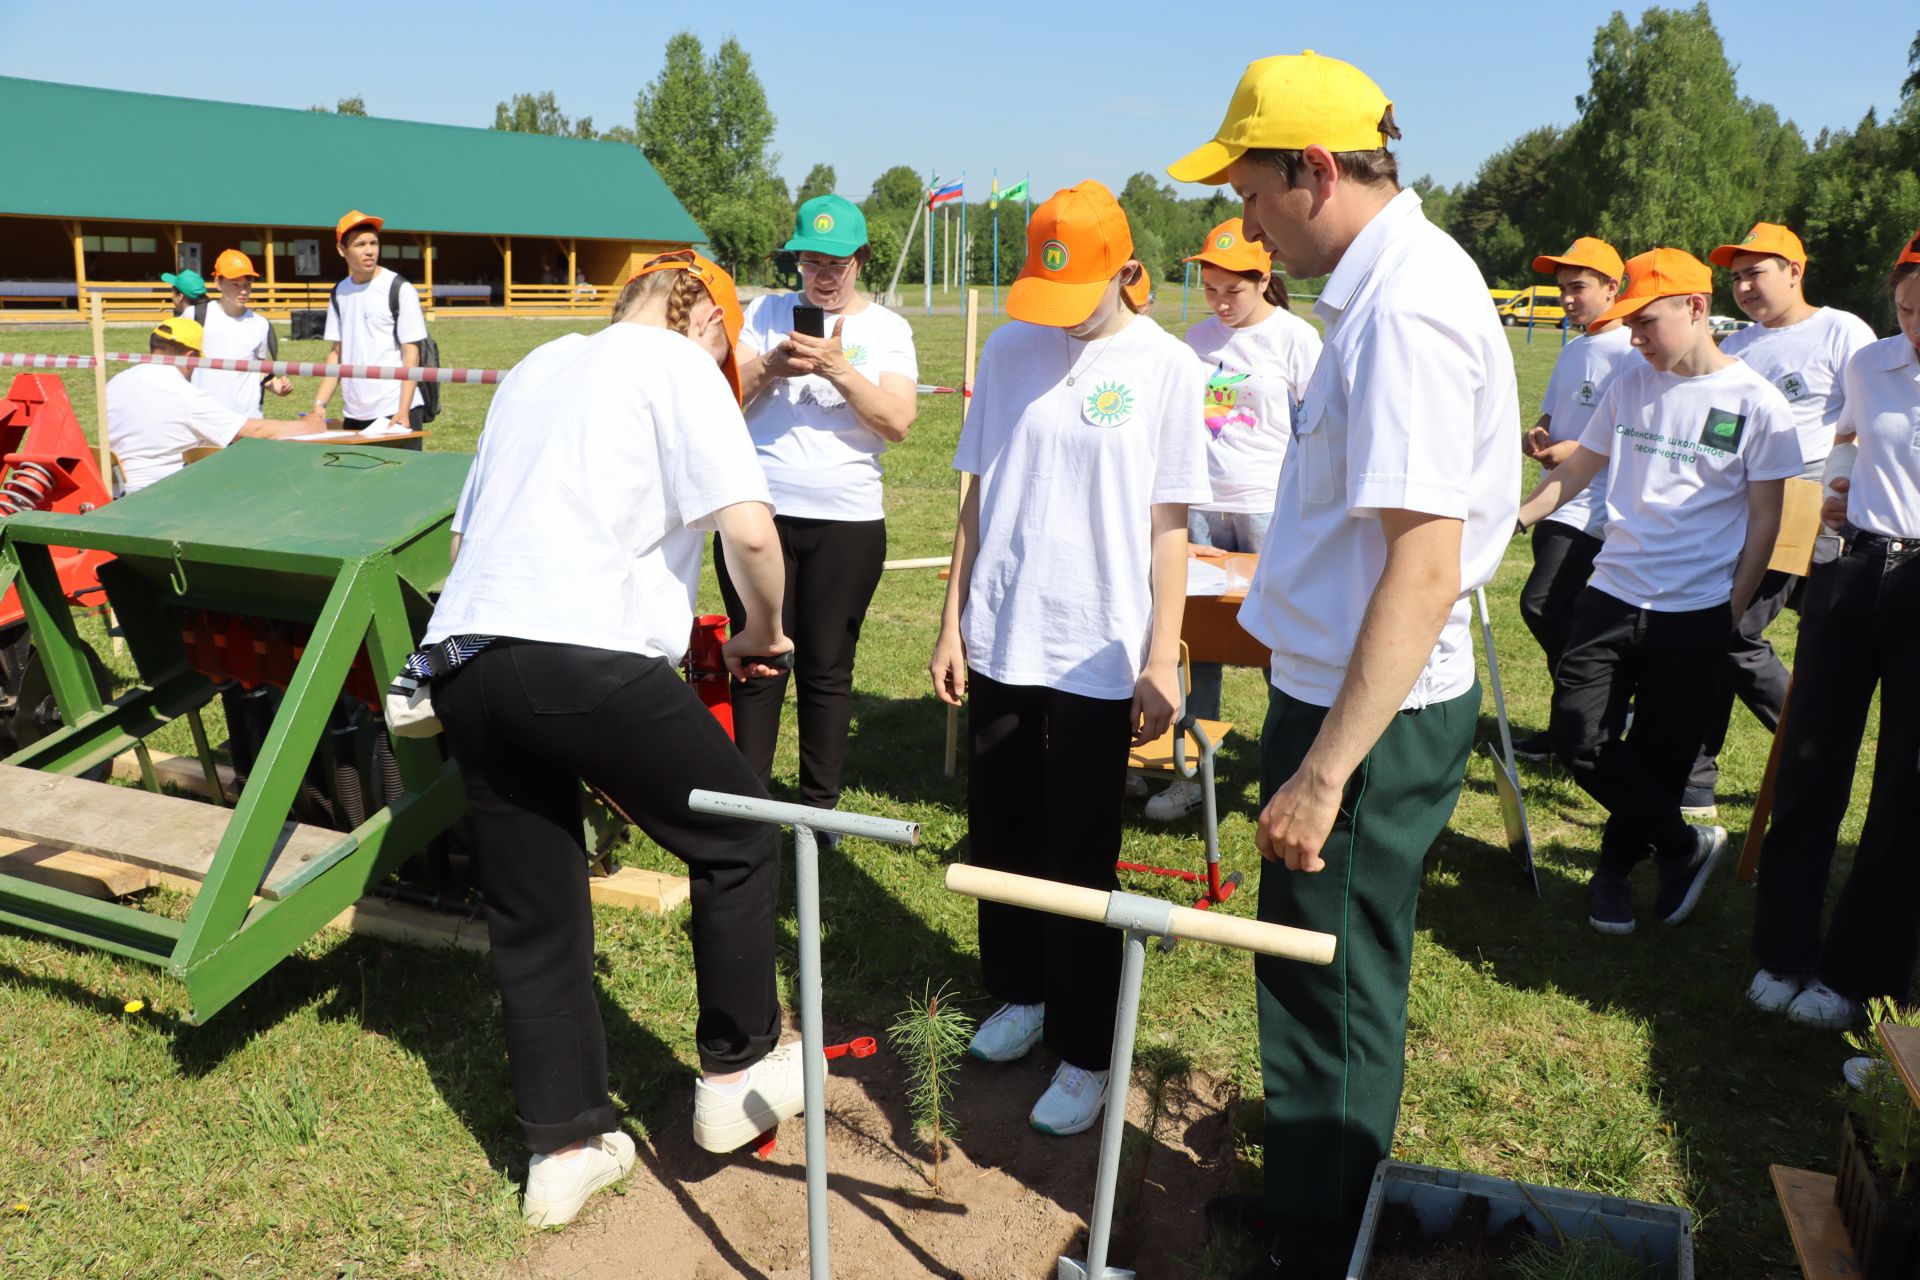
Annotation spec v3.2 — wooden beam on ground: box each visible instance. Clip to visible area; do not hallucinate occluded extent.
[0,837,154,899]
[109,748,238,802]
[324,896,489,952]
[588,866,691,914]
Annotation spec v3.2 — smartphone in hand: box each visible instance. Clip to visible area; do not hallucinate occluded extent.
[793,304,827,339]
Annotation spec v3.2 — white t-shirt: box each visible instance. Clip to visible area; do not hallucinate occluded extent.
[1720,306,1876,470]
[1837,335,1920,539]
[105,364,247,493]
[954,314,1212,700]
[192,304,273,416]
[1538,324,1637,537]
[1183,308,1322,513]
[739,293,918,520]
[323,267,428,421]
[1577,360,1803,612]
[426,325,770,662]
[1237,190,1521,709]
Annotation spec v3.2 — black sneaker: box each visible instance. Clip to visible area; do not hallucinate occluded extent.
[1657,826,1727,924]
[1206,1192,1266,1238]
[1511,731,1553,763]
[1587,871,1636,935]
[1680,785,1718,818]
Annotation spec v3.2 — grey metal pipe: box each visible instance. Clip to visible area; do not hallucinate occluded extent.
[688,790,920,846]
[1064,926,1150,1280]
[794,822,831,1280]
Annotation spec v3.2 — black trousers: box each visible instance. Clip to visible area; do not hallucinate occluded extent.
[1752,539,1920,999]
[433,640,782,1153]
[1519,521,1603,677]
[966,670,1132,1070]
[1551,588,1731,868]
[715,515,886,810]
[1689,569,1794,791]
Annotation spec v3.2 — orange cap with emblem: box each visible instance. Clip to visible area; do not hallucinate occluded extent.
[1708,222,1807,269]
[336,209,384,245]
[1008,181,1136,327]
[629,249,746,404]
[212,249,260,280]
[1532,236,1623,282]
[1186,218,1273,275]
[1593,248,1714,326]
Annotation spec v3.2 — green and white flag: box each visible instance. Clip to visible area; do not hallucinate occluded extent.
[995,178,1029,208]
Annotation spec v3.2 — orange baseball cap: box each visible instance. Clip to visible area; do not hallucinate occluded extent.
[1008,181,1135,327]
[1708,222,1806,269]
[630,249,745,404]
[1532,236,1623,282]
[1186,218,1272,275]
[1896,227,1920,269]
[1123,266,1152,311]
[211,249,259,280]
[336,210,384,244]
[1594,249,1714,326]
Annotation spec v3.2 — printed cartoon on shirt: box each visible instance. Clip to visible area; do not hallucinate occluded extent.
[1203,364,1256,438]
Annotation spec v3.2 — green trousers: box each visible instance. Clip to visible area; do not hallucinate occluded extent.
[1255,681,1479,1275]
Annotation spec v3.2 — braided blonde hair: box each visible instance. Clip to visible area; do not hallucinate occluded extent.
[611,264,708,334]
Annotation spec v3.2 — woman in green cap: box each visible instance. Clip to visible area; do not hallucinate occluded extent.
[715,193,920,817]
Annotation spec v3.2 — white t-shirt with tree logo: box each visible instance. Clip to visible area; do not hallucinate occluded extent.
[1720,306,1876,470]
[1538,324,1637,537]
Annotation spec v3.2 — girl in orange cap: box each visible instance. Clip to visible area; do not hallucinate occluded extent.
[1144,218,1321,822]
[930,181,1211,1136]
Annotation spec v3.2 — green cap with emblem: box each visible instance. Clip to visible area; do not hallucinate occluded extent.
[784,194,869,257]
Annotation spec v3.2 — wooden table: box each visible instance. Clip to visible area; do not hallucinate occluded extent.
[1183,549,1268,668]
[185,429,427,465]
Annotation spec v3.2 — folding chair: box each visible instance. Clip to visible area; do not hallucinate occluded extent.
[1120,642,1239,912]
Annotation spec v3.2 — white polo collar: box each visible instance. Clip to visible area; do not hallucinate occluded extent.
[1314,188,1424,326]
[1871,334,1920,373]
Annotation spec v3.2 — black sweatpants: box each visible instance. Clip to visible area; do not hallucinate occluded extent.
[966,670,1132,1070]
[1551,588,1730,869]
[1752,537,1920,999]
[715,515,886,811]
[1519,521,1603,677]
[433,640,782,1153]
[1689,568,1794,792]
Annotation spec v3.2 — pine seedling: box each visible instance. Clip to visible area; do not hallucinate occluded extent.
[887,981,975,1196]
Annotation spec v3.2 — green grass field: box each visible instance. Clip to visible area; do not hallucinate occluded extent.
[0,309,1876,1278]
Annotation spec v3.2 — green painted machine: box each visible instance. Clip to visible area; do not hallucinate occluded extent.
[0,440,470,1021]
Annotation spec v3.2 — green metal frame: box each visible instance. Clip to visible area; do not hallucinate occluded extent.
[0,441,471,1022]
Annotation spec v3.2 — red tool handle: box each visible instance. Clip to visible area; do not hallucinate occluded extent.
[823,1036,878,1061]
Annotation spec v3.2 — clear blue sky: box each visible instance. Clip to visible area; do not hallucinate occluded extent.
[3,0,1911,202]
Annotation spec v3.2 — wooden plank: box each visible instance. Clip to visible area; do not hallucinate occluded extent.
[1771,477,1826,576]
[0,837,154,899]
[109,749,237,802]
[324,897,488,953]
[1878,1023,1920,1109]
[1771,1164,1860,1277]
[588,866,690,915]
[0,763,344,901]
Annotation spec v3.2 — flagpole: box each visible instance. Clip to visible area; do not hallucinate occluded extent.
[959,172,967,294]
[991,169,999,314]
[924,167,935,316]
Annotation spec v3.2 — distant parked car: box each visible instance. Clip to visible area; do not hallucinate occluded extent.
[1710,315,1752,336]
[1498,285,1565,328]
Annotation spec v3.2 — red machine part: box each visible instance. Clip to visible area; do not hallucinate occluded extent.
[0,374,116,627]
[177,609,383,711]
[684,613,735,740]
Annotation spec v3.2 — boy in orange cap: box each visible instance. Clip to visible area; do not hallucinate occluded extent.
[1517,248,1801,940]
[191,248,293,417]
[1684,222,1877,815]
[1510,236,1635,761]
[1169,52,1519,1277]
[930,180,1210,1138]
[308,210,426,434]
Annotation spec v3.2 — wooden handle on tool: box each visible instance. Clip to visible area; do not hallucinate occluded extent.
[944,864,1335,965]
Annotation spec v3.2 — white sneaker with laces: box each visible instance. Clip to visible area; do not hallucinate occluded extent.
[1145,779,1205,822]
[1844,1055,1882,1090]
[692,1040,809,1153]
[1030,1062,1110,1136]
[1787,981,1862,1030]
[968,1001,1045,1062]
[1123,776,1150,801]
[522,1130,636,1227]
[1747,969,1805,1014]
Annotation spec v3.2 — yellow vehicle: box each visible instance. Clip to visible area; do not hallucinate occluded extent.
[1499,285,1565,328]
[1489,288,1521,306]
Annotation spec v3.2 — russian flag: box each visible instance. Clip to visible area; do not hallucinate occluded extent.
[929,179,964,207]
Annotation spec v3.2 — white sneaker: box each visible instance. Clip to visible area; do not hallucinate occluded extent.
[692,1041,808,1153]
[1029,1062,1109,1136]
[1747,969,1805,1014]
[522,1130,636,1227]
[1787,981,1862,1030]
[1144,779,1205,822]
[1123,776,1150,801]
[968,1001,1045,1062]
[1844,1055,1882,1090]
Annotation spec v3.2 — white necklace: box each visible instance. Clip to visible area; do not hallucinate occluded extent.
[1063,328,1119,388]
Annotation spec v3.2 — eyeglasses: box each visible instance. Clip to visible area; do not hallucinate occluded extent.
[796,257,856,276]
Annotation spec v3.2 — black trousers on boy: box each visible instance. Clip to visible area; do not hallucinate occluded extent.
[1689,569,1794,793]
[1551,588,1730,869]
[1518,520,1602,675]
[434,640,782,1153]
[965,670,1131,1070]
[716,515,886,811]
[1752,536,1920,999]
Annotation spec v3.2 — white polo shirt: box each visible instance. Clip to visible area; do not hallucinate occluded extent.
[1538,324,1637,537]
[427,324,770,663]
[323,267,428,421]
[1720,306,1875,471]
[1237,189,1521,709]
[1577,360,1803,611]
[105,364,247,493]
[1184,308,1322,513]
[193,303,273,416]
[1836,335,1920,539]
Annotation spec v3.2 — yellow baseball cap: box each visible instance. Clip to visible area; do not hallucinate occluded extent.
[1167,51,1394,186]
[1532,236,1624,282]
[1593,249,1714,326]
[1709,222,1807,269]
[151,316,204,353]
[1186,218,1273,274]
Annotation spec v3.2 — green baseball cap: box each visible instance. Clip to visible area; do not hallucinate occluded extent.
[161,269,207,300]
[784,195,868,257]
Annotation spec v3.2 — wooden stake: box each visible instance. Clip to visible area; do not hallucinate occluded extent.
[88,294,121,653]
[944,289,981,779]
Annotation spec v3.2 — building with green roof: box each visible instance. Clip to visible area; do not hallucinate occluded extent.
[0,77,707,320]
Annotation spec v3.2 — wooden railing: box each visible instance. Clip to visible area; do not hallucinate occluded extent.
[503,282,611,315]
[74,280,439,324]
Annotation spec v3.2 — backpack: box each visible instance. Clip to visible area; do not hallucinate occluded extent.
[190,300,280,396]
[329,273,442,423]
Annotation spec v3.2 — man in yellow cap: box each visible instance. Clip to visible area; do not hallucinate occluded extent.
[1517,249,1800,939]
[191,248,294,417]
[1684,223,1877,815]
[1169,52,1519,1276]
[106,317,311,493]
[1510,236,1635,762]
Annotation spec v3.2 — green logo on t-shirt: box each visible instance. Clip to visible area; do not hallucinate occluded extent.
[1578,379,1596,406]
[1698,407,1747,452]
[1778,371,1808,401]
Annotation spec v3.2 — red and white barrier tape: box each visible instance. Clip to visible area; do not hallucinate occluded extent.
[915,384,970,397]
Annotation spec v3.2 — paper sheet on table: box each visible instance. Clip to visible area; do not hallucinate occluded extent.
[1185,561,1229,597]
[284,428,408,442]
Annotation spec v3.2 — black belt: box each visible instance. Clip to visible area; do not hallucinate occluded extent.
[1849,529,1920,555]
